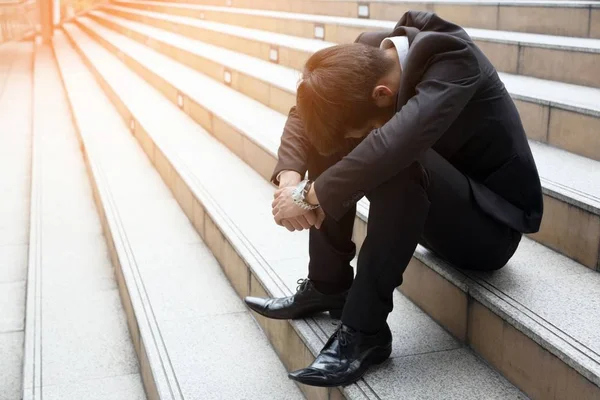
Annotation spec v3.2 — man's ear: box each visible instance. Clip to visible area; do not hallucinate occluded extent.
[372,85,395,107]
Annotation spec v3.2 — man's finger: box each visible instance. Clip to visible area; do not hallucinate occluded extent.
[272,197,281,209]
[274,210,287,226]
[304,212,317,226]
[282,220,295,232]
[297,216,311,230]
[289,219,303,231]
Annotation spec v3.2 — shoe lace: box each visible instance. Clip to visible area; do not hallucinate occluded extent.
[333,323,355,347]
[296,278,310,294]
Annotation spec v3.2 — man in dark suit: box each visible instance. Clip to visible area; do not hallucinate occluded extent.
[244,11,543,387]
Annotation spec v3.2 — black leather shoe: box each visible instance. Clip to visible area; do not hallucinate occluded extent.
[244,278,347,320]
[288,323,392,387]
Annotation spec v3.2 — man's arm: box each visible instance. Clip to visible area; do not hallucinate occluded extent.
[271,31,394,186]
[271,107,310,185]
[313,33,481,221]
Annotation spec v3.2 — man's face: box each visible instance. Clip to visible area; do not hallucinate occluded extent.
[344,117,389,139]
[343,104,396,139]
[344,120,380,139]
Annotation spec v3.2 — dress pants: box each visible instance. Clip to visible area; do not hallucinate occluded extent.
[306,149,522,333]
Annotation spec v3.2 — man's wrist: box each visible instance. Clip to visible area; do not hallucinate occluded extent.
[307,184,319,206]
[278,170,302,186]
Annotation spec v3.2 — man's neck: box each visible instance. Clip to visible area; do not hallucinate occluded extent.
[383,47,402,94]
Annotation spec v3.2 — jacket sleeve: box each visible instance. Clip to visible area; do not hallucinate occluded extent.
[270,31,393,185]
[271,106,311,185]
[314,33,481,221]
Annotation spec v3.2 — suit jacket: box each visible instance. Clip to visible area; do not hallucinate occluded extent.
[273,11,543,234]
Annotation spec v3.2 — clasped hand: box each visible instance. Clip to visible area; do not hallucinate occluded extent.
[273,172,324,232]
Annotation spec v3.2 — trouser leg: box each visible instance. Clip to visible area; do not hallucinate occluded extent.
[342,150,521,333]
[419,150,521,271]
[306,149,357,293]
[307,209,356,293]
[341,162,430,332]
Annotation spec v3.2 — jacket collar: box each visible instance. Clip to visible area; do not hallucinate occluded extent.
[386,26,421,111]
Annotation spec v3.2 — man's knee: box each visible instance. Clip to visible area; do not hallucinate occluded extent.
[367,162,429,203]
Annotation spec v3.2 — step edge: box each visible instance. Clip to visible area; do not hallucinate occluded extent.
[22,39,43,400]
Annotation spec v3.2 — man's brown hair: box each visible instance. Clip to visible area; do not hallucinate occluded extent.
[296,43,395,155]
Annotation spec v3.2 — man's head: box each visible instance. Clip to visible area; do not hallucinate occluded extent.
[296,43,401,155]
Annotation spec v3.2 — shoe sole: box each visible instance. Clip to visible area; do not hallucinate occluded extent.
[289,342,393,388]
[246,302,343,321]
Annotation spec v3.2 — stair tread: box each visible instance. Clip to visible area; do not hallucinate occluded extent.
[54,27,305,400]
[109,1,600,115]
[529,141,600,212]
[105,4,336,53]
[114,0,600,52]
[22,44,146,398]
[499,73,600,115]
[62,21,528,398]
[71,14,600,387]
[78,16,287,149]
[91,9,302,93]
[82,14,600,215]
[107,3,600,111]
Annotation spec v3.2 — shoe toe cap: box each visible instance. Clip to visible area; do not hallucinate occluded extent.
[288,368,328,383]
[244,296,269,310]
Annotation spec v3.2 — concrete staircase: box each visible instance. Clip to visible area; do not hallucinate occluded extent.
[1,0,598,398]
[47,18,523,398]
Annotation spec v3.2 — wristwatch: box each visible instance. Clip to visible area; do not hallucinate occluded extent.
[292,180,320,210]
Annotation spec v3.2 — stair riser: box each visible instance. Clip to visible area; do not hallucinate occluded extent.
[87,14,600,271]
[105,7,314,71]
[515,99,600,162]
[121,0,600,38]
[111,3,600,89]
[88,13,295,115]
[73,18,600,398]
[63,23,346,400]
[104,6,600,164]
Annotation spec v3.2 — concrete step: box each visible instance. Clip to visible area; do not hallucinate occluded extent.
[77,13,600,271]
[101,3,600,163]
[0,40,32,400]
[21,43,146,400]
[59,20,531,400]
[139,0,600,38]
[65,14,600,400]
[107,1,600,89]
[52,27,306,400]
